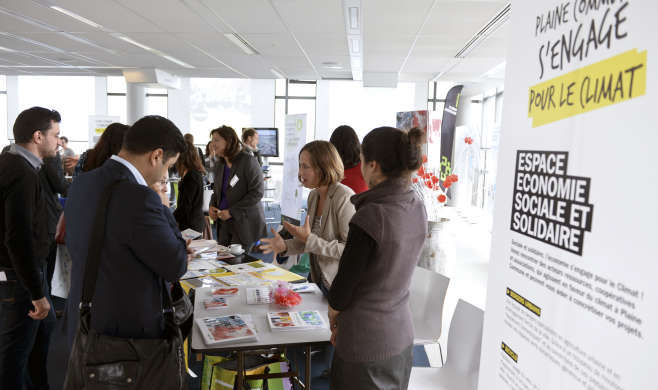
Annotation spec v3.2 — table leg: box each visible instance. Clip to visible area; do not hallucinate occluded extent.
[237,351,244,390]
[305,345,312,390]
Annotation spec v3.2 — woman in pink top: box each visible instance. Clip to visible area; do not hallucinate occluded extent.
[330,125,368,194]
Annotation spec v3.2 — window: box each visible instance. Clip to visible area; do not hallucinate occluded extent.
[145,87,168,117]
[106,77,169,123]
[0,75,7,146]
[326,80,416,140]
[274,79,317,162]
[189,78,275,146]
[17,76,95,154]
[107,76,127,124]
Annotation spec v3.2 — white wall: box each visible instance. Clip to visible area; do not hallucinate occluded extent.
[318,80,428,141]
[168,78,191,133]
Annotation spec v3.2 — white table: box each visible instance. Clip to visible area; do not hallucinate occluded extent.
[191,286,331,389]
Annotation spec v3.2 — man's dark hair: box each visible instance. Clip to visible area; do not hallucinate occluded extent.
[60,136,69,143]
[242,128,257,143]
[123,115,186,160]
[13,107,61,143]
[329,125,361,169]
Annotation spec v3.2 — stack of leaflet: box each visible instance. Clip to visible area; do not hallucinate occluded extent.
[225,261,277,273]
[214,272,264,287]
[202,296,228,311]
[246,287,272,304]
[267,310,326,331]
[195,314,257,345]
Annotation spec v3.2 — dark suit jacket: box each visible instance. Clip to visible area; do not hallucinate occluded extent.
[64,159,187,348]
[210,150,266,248]
[173,169,205,232]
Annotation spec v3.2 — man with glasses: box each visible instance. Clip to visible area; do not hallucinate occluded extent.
[0,107,61,389]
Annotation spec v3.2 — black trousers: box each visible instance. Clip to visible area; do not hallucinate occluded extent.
[0,265,56,390]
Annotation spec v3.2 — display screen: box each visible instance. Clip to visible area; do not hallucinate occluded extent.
[254,128,278,157]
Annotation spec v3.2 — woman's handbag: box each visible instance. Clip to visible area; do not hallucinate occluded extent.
[63,181,187,390]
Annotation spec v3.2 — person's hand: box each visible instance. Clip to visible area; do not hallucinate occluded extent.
[329,305,340,345]
[218,209,231,221]
[283,216,311,243]
[260,228,287,257]
[185,239,194,262]
[62,156,78,173]
[209,206,220,221]
[29,297,51,320]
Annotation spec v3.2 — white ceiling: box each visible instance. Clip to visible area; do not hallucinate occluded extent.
[0,0,509,83]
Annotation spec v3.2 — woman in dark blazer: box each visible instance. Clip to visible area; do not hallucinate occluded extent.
[173,139,206,232]
[209,125,266,252]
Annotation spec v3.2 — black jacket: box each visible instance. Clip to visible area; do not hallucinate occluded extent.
[173,169,205,233]
[210,150,266,248]
[64,159,188,347]
[39,152,69,238]
[0,152,50,299]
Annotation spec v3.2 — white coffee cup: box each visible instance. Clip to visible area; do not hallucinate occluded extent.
[229,244,243,254]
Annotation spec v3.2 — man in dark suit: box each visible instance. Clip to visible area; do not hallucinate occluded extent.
[63,115,189,353]
[0,107,61,389]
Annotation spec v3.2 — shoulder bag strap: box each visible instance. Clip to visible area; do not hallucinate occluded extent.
[80,180,123,310]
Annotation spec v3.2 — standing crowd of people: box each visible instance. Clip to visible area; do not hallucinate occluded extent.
[0,106,427,390]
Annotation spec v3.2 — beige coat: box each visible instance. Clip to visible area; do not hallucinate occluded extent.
[284,182,355,289]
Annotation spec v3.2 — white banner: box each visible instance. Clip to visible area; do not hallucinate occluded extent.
[88,115,119,148]
[280,114,306,223]
[479,1,656,390]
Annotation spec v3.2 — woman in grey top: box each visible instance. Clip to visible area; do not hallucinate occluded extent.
[260,141,355,295]
[328,127,428,389]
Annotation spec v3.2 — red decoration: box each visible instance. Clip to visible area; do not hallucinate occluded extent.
[422,155,428,163]
[431,176,439,184]
[418,166,425,176]
[412,178,419,184]
[464,137,473,145]
[438,194,447,203]
[425,180,433,189]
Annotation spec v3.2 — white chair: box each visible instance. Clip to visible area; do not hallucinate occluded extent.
[408,299,485,390]
[409,266,450,364]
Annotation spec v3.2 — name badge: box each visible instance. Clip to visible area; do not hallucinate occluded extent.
[0,271,6,282]
[230,175,239,187]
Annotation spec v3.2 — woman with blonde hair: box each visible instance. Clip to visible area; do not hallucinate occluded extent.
[261,140,355,295]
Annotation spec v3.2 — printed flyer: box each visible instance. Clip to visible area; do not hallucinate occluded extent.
[479,1,656,389]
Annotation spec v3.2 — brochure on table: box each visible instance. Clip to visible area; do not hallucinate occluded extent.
[478,2,656,390]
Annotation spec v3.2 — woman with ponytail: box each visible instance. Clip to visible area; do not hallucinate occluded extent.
[328,126,428,390]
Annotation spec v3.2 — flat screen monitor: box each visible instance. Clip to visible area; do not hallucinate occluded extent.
[251,127,279,158]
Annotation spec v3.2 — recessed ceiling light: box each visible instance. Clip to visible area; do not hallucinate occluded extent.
[113,34,195,69]
[161,54,194,69]
[50,6,102,29]
[270,68,285,79]
[115,34,154,52]
[322,62,343,70]
[349,7,359,30]
[224,33,259,55]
